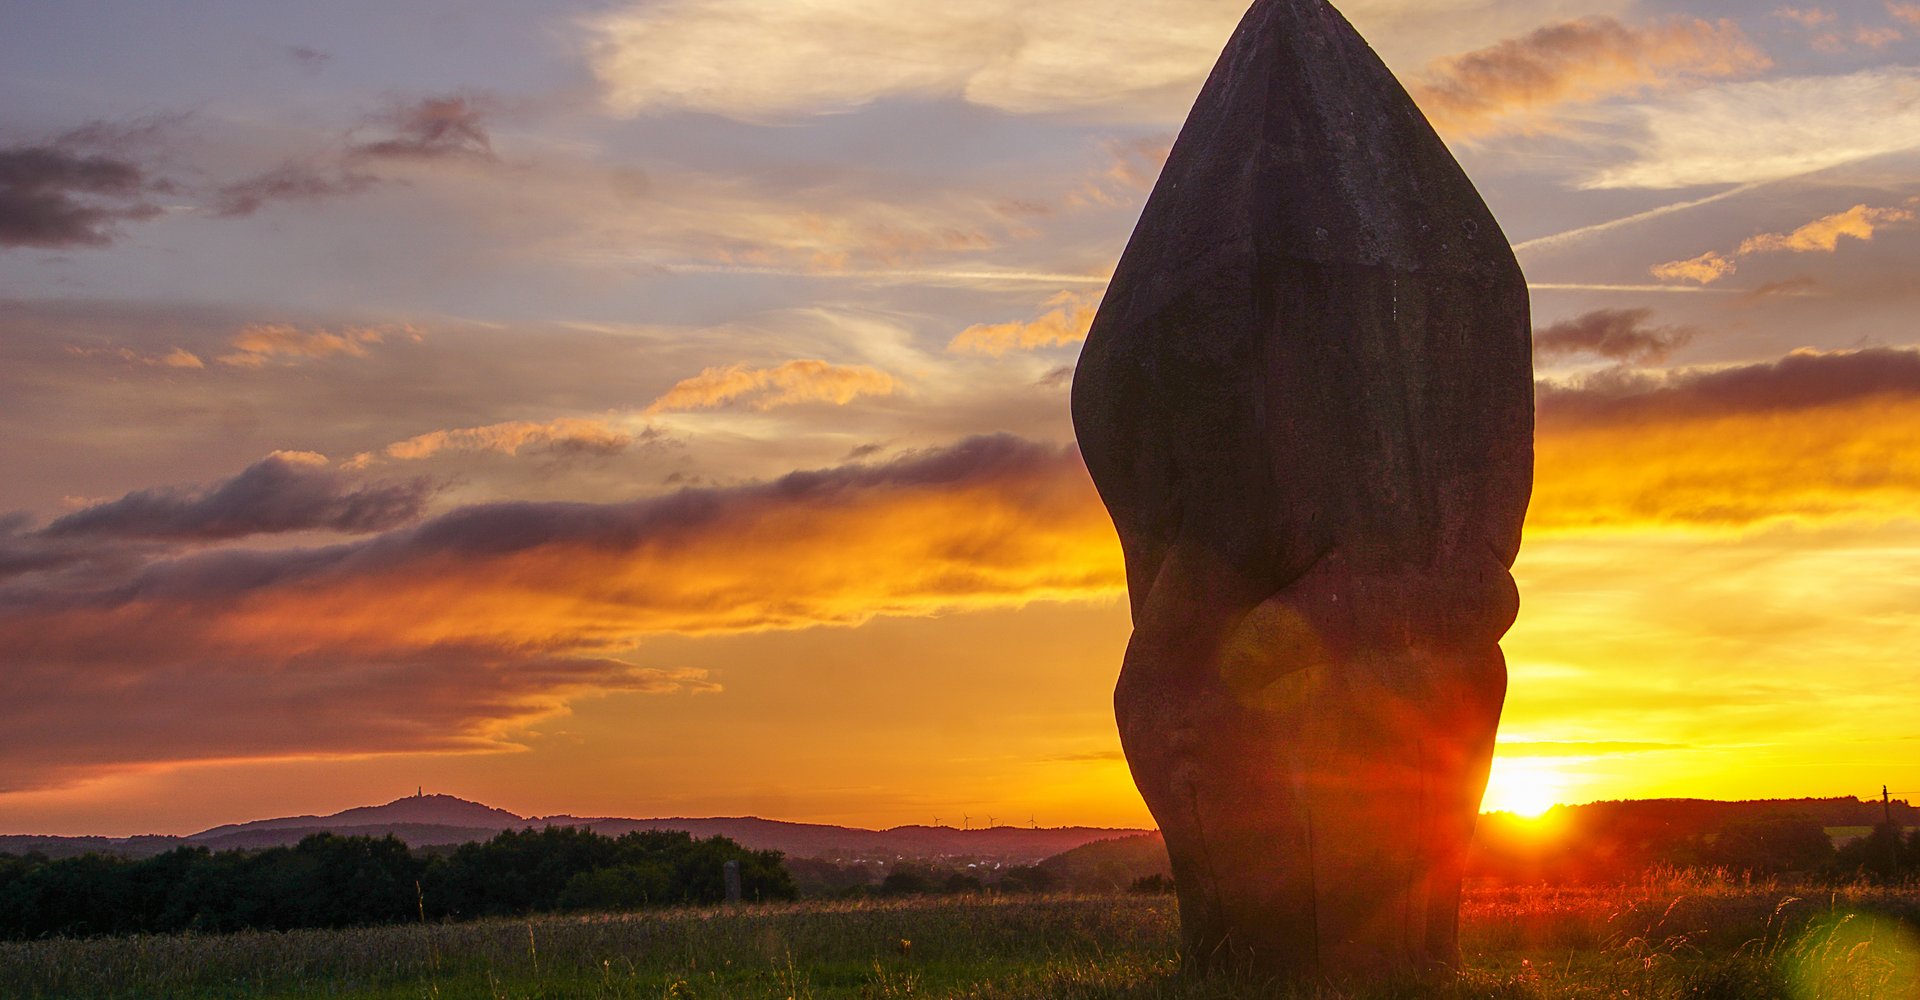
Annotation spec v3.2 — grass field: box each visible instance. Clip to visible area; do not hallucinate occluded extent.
[2,872,1916,999]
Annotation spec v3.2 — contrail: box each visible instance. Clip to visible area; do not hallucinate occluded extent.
[1513,181,1769,255]
[1527,282,1739,294]
[574,255,1112,286]
[597,259,1757,297]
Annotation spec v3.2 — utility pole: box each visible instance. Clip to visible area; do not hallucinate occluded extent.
[1885,785,1900,875]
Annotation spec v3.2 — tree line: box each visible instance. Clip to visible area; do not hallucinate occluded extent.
[783,857,1063,898]
[0,826,794,940]
[1472,812,1920,883]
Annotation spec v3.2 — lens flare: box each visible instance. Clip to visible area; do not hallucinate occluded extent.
[1785,912,1920,999]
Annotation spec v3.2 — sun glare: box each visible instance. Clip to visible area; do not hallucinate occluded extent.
[1483,757,1572,818]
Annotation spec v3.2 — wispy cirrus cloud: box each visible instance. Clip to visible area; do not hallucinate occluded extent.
[585,0,1244,122]
[1409,16,1768,139]
[629,175,1008,274]
[1582,68,1920,189]
[1848,26,1905,49]
[350,93,498,162]
[1496,741,1689,757]
[212,161,378,218]
[207,92,496,218]
[644,360,897,415]
[583,0,1641,123]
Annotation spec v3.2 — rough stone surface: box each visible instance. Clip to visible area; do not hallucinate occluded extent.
[1070,0,1533,982]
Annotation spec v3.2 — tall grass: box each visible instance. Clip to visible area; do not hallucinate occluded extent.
[2,874,1915,999]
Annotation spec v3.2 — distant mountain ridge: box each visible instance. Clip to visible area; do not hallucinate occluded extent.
[190,794,523,840]
[8,793,1908,865]
[0,794,1150,863]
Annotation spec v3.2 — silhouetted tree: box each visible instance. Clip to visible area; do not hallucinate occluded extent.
[558,862,674,910]
[943,873,984,894]
[878,868,937,896]
[996,865,1057,892]
[0,827,792,940]
[1129,873,1176,894]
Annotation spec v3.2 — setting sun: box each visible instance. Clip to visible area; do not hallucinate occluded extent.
[1483,756,1574,818]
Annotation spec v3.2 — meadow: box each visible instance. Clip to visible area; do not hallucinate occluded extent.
[1,871,1916,1000]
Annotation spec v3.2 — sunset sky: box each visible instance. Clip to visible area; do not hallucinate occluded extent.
[4,0,1919,837]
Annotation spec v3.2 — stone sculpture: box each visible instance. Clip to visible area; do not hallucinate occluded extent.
[1070,0,1533,982]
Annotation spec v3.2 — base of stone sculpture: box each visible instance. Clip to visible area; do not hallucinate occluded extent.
[1114,544,1511,979]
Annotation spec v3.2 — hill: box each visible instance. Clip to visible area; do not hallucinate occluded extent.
[189,794,522,840]
[1038,832,1170,891]
[8,793,1908,873]
[0,794,1147,865]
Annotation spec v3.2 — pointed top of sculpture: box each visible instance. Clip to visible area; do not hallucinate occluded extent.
[1074,0,1531,597]
[1126,0,1518,280]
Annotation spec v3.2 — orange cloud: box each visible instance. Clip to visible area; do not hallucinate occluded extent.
[1651,202,1913,284]
[0,437,1116,788]
[1649,250,1737,285]
[217,324,388,368]
[1892,3,1920,27]
[347,417,637,468]
[644,359,896,414]
[66,344,206,369]
[1738,204,1916,255]
[12,349,1920,792]
[1412,17,1770,139]
[1535,399,1920,531]
[1532,348,1920,530]
[948,292,1099,356]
